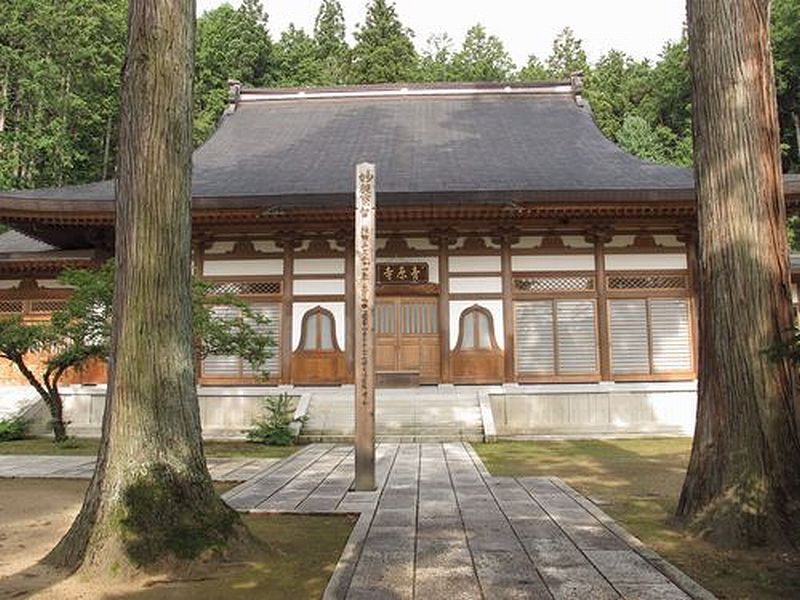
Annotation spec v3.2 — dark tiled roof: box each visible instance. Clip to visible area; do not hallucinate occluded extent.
[0,230,55,254]
[0,85,696,207]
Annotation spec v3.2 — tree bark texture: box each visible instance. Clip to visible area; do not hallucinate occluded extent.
[46,0,242,573]
[679,0,800,547]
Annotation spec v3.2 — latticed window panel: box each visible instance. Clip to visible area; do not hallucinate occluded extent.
[0,300,24,314]
[207,280,282,296]
[607,273,688,291]
[513,275,595,294]
[29,299,68,314]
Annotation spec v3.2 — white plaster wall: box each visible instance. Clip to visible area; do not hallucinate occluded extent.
[292,301,345,350]
[0,280,22,289]
[37,279,75,289]
[606,235,635,248]
[292,279,345,296]
[561,236,594,249]
[406,237,438,251]
[380,256,439,283]
[206,241,235,254]
[449,300,504,350]
[515,236,543,249]
[511,255,595,272]
[605,254,687,271]
[453,236,501,250]
[202,259,284,276]
[253,240,281,253]
[293,258,345,275]
[449,256,501,273]
[449,276,503,294]
[653,235,684,248]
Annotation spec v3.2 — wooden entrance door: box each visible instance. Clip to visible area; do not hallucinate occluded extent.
[376,298,440,383]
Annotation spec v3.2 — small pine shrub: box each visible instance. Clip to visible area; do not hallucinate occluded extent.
[246,393,303,446]
[0,416,30,442]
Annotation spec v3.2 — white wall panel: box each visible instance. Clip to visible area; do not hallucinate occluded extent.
[293,258,345,275]
[253,240,281,253]
[511,255,595,272]
[0,280,21,290]
[292,301,345,351]
[205,241,235,255]
[35,279,74,289]
[406,237,438,251]
[449,276,502,294]
[292,279,345,296]
[449,256,501,273]
[561,236,594,249]
[449,300,504,350]
[653,235,684,248]
[605,254,687,271]
[202,259,284,276]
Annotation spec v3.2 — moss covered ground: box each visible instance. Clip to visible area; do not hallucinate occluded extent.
[473,439,800,600]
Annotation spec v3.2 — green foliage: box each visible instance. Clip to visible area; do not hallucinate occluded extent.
[273,25,323,87]
[517,55,548,81]
[4,0,800,187]
[246,393,302,446]
[546,27,588,79]
[415,34,455,83]
[450,24,515,82]
[351,0,417,83]
[0,260,275,441]
[314,0,350,85]
[119,463,237,565]
[194,1,274,144]
[0,0,126,189]
[773,0,800,172]
[0,415,30,441]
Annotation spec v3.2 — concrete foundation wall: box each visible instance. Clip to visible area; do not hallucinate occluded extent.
[489,382,697,437]
[8,385,298,440]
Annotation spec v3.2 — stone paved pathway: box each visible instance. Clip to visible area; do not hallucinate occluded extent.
[223,443,714,600]
[0,454,278,482]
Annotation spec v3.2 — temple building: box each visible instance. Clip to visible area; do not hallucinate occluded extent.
[1,80,799,440]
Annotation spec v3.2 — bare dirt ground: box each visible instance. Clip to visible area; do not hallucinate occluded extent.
[0,479,353,599]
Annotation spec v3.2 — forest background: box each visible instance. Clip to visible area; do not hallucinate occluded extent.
[0,0,797,213]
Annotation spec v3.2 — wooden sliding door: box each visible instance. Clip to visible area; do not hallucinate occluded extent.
[376,297,440,383]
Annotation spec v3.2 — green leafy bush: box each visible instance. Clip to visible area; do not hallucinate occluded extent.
[246,393,304,446]
[0,416,30,441]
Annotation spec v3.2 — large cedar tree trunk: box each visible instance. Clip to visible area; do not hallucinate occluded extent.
[46,0,243,572]
[678,0,800,547]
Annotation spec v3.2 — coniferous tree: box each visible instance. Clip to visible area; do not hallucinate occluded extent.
[0,0,126,189]
[517,55,549,81]
[546,27,588,79]
[194,1,273,144]
[773,0,800,171]
[351,0,417,84]
[451,24,515,82]
[415,34,455,82]
[47,0,250,573]
[274,24,323,87]
[678,0,800,547]
[313,0,350,85]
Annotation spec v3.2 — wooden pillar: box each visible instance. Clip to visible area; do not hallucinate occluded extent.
[354,162,376,491]
[679,226,700,374]
[588,227,613,381]
[495,229,518,382]
[432,230,455,384]
[278,234,298,385]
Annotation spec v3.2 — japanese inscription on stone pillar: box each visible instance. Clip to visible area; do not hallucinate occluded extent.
[354,162,376,491]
